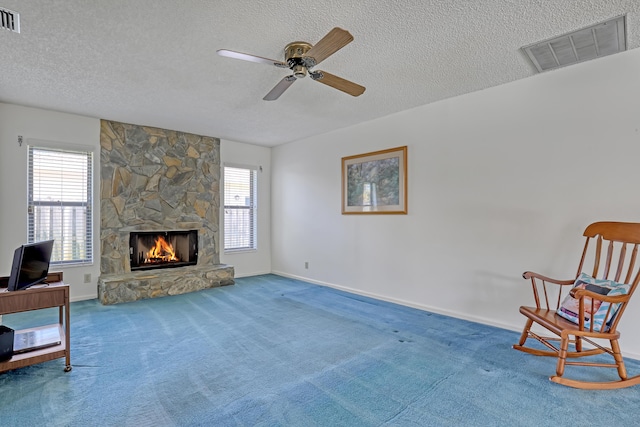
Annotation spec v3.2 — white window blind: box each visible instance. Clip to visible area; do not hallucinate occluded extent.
[224,166,257,251]
[28,146,93,265]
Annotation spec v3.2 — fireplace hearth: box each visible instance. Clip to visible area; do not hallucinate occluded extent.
[129,230,198,271]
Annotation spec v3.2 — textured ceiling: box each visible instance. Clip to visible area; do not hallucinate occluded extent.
[1,1,639,146]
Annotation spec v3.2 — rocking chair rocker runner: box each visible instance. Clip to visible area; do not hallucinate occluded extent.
[514,221,640,389]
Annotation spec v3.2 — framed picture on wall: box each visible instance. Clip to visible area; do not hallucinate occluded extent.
[341,146,407,214]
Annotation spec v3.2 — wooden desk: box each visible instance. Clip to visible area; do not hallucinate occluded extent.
[0,283,71,373]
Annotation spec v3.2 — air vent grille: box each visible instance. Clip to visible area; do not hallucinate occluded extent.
[523,15,626,73]
[1,7,19,33]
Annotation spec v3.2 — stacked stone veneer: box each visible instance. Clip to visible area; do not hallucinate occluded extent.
[98,120,233,304]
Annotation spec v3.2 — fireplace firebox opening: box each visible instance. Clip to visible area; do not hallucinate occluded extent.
[129,230,198,271]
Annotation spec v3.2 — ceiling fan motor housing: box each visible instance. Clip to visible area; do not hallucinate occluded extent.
[285,42,312,78]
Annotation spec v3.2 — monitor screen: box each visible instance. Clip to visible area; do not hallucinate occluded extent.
[8,240,55,291]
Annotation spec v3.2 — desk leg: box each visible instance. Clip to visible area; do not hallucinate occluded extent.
[63,293,71,372]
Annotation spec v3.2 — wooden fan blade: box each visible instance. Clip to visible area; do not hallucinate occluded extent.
[217,49,287,68]
[263,76,296,101]
[304,27,354,66]
[311,71,365,97]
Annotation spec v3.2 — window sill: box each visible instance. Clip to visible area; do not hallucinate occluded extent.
[224,249,257,255]
[51,262,94,269]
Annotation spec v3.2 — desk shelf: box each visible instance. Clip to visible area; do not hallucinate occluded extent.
[0,279,71,373]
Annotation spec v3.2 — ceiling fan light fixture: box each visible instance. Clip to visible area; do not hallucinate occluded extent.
[292,64,307,79]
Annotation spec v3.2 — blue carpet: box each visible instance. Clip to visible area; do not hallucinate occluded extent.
[1,274,640,426]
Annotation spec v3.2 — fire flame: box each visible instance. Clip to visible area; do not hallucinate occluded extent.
[145,236,179,263]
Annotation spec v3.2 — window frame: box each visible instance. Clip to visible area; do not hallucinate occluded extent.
[27,143,94,267]
[223,163,258,253]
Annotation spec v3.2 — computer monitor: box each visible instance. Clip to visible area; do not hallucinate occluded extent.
[7,240,54,291]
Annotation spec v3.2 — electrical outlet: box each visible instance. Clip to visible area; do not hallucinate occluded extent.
[304,262,309,269]
[84,274,91,283]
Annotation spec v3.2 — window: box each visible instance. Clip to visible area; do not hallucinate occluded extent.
[223,165,257,251]
[28,146,93,265]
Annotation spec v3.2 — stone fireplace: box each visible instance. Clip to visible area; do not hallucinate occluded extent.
[98,120,233,304]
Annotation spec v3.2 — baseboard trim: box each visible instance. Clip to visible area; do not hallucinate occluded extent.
[71,294,97,303]
[271,271,518,330]
[270,271,640,361]
[234,270,272,278]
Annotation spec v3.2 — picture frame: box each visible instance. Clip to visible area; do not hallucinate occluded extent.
[341,146,407,214]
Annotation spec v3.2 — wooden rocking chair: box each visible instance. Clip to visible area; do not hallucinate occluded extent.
[513,221,640,389]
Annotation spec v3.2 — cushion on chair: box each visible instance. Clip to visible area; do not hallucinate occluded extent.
[556,273,630,330]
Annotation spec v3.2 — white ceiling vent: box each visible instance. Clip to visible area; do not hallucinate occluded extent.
[522,15,626,73]
[1,7,20,33]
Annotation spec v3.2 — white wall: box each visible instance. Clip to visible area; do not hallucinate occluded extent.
[271,48,640,357]
[0,103,101,301]
[220,140,272,276]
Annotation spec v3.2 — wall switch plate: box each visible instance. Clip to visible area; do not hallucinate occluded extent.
[304,262,309,269]
[84,274,91,283]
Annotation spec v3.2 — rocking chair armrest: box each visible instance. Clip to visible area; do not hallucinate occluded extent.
[570,288,631,304]
[522,271,574,286]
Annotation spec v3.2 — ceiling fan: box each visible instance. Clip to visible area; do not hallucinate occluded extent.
[217,27,365,101]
